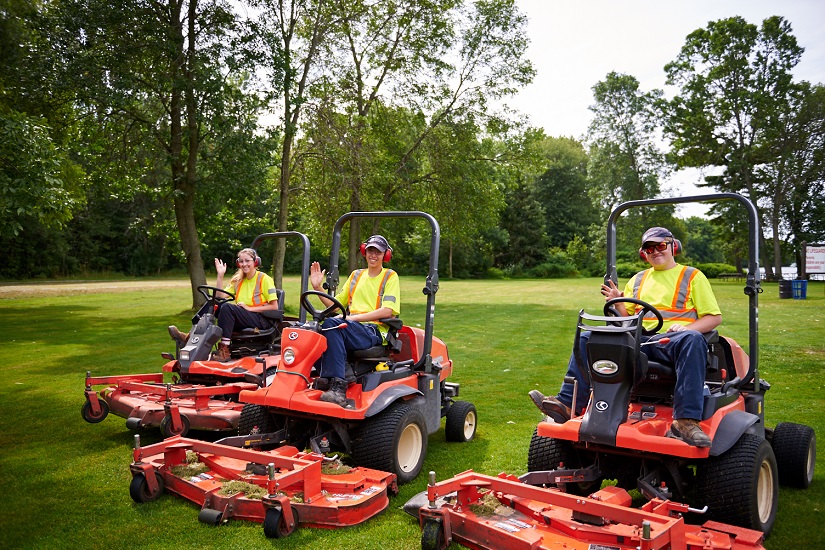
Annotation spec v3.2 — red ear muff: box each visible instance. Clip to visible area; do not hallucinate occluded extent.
[236,250,261,267]
[360,242,392,262]
[672,239,682,256]
[639,248,646,261]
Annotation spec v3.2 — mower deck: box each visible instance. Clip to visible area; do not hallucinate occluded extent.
[83,356,266,435]
[129,436,397,537]
[406,470,766,550]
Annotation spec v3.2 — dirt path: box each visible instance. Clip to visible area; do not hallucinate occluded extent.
[0,279,190,299]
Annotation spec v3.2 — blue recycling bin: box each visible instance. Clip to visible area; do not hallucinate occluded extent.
[792,279,808,299]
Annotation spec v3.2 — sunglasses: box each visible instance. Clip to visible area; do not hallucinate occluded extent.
[642,241,670,255]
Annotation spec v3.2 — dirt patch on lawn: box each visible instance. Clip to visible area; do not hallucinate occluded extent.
[0,279,190,299]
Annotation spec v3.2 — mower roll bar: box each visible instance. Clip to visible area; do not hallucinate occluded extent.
[250,231,312,323]
[604,193,761,391]
[326,211,441,373]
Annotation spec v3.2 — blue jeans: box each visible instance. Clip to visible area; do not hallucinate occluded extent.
[317,319,383,380]
[557,330,708,420]
[192,302,272,338]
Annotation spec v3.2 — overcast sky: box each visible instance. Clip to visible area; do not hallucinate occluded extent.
[510,0,825,215]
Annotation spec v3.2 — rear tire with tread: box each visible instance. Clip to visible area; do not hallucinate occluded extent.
[694,433,778,534]
[772,422,815,488]
[352,401,427,484]
[238,403,276,435]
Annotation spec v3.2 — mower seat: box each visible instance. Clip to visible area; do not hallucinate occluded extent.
[631,330,721,403]
[346,318,404,378]
[229,290,285,358]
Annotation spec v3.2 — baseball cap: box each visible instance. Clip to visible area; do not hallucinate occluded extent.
[641,227,673,245]
[364,235,389,253]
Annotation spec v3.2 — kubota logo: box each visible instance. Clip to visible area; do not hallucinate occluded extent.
[288,331,299,340]
[595,400,609,412]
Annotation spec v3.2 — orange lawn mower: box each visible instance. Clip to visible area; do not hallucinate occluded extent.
[403,193,814,550]
[81,231,312,437]
[125,211,477,536]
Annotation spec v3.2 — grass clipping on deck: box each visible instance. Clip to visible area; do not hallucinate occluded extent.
[218,480,268,500]
[170,451,209,478]
[469,491,512,518]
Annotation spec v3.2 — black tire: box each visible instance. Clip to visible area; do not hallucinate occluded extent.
[421,518,446,550]
[159,414,190,438]
[81,399,109,423]
[527,428,599,495]
[197,508,223,525]
[693,433,778,534]
[772,422,816,489]
[352,401,428,484]
[445,401,477,442]
[129,472,165,503]
[238,403,277,435]
[263,506,297,538]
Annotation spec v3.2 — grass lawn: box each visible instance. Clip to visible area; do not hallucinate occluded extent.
[0,277,822,549]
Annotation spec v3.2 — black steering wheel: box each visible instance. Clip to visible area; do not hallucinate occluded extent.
[197,285,235,307]
[604,297,663,336]
[300,290,347,323]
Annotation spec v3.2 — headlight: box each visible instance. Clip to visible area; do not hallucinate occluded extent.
[180,350,190,361]
[592,359,618,375]
[283,348,295,365]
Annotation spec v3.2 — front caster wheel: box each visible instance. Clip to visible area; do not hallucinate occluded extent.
[129,472,165,503]
[81,399,109,423]
[421,518,447,550]
[160,413,190,438]
[445,401,477,442]
[263,506,297,538]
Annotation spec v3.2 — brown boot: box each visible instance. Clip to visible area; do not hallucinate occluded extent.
[320,377,350,408]
[670,419,711,448]
[528,390,572,423]
[212,343,232,362]
[168,325,189,347]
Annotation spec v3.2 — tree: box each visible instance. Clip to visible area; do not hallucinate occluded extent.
[53,0,261,306]
[663,16,804,278]
[586,72,669,243]
[295,0,534,271]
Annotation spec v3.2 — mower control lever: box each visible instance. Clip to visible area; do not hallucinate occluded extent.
[641,338,670,346]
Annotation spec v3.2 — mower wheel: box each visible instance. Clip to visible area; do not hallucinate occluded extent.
[129,472,165,503]
[263,506,297,538]
[772,422,816,488]
[197,508,223,525]
[694,433,778,534]
[159,413,190,438]
[421,517,447,550]
[527,429,599,495]
[81,399,109,423]
[352,401,427,484]
[445,401,477,442]
[238,403,277,435]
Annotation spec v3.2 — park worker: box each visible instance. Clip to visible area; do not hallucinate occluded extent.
[168,247,281,361]
[529,227,722,447]
[309,235,401,407]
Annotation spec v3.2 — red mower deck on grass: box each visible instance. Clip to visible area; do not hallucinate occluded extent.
[129,435,398,538]
[406,470,766,550]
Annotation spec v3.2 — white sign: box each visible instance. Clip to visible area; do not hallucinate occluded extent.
[806,245,825,274]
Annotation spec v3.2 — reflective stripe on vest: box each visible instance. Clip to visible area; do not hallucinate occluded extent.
[235,271,266,306]
[348,268,396,311]
[632,266,699,323]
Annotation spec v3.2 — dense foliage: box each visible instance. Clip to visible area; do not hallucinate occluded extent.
[1,4,823,289]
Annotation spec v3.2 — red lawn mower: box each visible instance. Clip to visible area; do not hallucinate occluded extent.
[227,211,477,485]
[81,231,311,437]
[524,194,815,534]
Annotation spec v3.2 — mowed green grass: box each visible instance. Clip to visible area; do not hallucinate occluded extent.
[0,277,822,549]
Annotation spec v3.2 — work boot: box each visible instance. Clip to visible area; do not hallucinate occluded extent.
[320,377,350,408]
[528,390,572,423]
[670,419,712,448]
[212,343,232,362]
[168,325,189,347]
